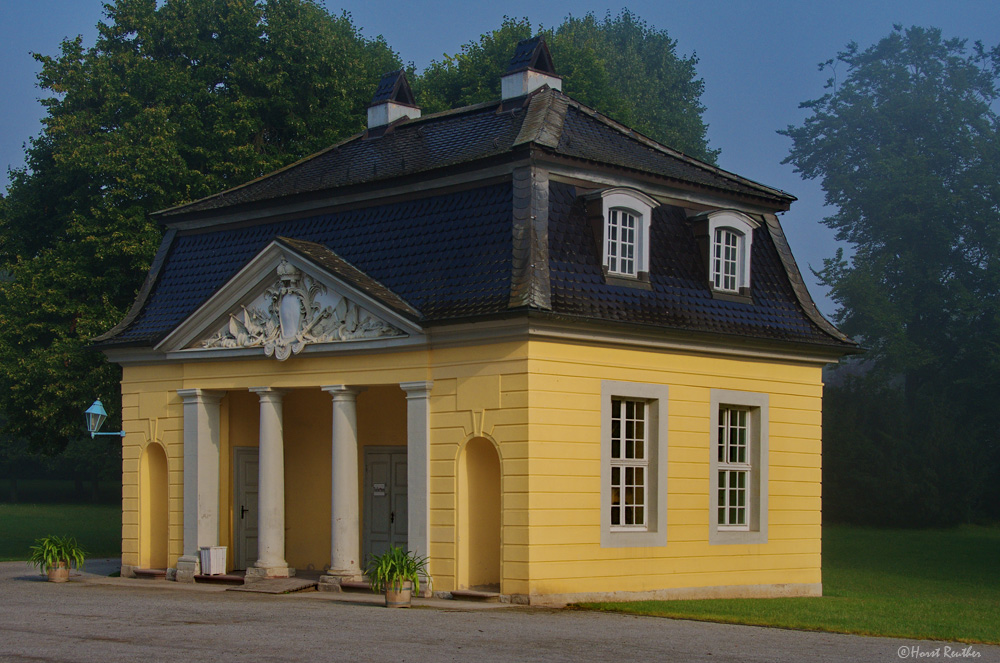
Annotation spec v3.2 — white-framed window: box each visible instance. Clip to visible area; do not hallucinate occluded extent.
[587,188,659,280]
[610,397,647,529]
[710,389,768,545]
[717,406,749,529]
[712,227,742,292]
[601,381,668,548]
[692,210,759,294]
[606,209,638,277]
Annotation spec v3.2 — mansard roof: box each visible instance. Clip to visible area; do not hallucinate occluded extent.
[154,88,793,222]
[97,87,853,354]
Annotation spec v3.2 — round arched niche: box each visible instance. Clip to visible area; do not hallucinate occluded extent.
[139,442,169,570]
[457,436,502,591]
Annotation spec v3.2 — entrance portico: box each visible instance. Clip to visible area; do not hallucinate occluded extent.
[175,381,432,588]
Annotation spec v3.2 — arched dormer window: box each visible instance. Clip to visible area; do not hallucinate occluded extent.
[586,188,659,283]
[692,210,760,298]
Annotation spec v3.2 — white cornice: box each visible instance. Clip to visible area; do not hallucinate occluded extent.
[106,315,844,367]
[544,163,786,215]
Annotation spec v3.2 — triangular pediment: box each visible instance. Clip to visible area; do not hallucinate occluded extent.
[158,239,423,360]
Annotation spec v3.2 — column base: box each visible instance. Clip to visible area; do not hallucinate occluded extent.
[175,555,200,583]
[245,564,295,581]
[317,573,362,592]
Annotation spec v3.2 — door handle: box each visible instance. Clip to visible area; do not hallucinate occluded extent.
[241,505,249,520]
[390,511,395,524]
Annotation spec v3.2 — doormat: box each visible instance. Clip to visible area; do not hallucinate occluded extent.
[228,578,318,594]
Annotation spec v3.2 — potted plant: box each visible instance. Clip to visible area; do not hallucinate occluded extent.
[28,535,86,583]
[365,546,428,608]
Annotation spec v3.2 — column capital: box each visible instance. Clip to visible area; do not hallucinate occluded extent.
[250,387,287,403]
[400,381,433,398]
[321,385,365,401]
[177,388,225,404]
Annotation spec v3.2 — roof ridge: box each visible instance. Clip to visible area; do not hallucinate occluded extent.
[512,87,568,148]
[553,90,795,202]
[155,98,511,219]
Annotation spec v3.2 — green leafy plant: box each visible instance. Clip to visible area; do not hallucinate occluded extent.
[365,546,428,594]
[28,535,86,572]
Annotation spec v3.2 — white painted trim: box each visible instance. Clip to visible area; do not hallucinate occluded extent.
[176,388,225,581]
[157,239,423,355]
[322,384,364,578]
[600,381,668,548]
[248,387,292,575]
[703,210,758,292]
[401,380,433,588]
[709,389,769,545]
[105,316,846,368]
[587,187,658,278]
[545,163,787,216]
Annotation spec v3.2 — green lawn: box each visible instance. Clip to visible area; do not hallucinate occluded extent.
[0,502,121,562]
[578,525,1000,644]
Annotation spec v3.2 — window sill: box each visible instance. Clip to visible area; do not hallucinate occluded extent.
[604,269,652,290]
[711,288,752,304]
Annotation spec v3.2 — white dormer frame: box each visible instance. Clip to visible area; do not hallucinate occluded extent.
[588,188,659,279]
[703,210,760,294]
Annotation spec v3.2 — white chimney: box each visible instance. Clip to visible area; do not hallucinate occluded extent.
[501,36,562,100]
[368,70,421,130]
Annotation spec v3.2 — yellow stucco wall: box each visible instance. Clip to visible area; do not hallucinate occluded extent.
[118,335,823,598]
[521,339,823,597]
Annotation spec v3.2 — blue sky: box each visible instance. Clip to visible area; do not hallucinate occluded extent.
[1,0,998,316]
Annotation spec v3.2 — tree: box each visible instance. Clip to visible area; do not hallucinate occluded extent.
[782,26,1000,524]
[0,0,400,452]
[415,11,718,162]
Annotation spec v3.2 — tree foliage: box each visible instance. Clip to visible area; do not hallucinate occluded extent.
[782,26,1000,524]
[0,0,399,451]
[415,11,718,162]
[0,4,718,457]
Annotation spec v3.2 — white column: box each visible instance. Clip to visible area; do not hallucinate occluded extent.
[247,387,292,579]
[321,385,364,581]
[401,380,433,594]
[175,389,224,582]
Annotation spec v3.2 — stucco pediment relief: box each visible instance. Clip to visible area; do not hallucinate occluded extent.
[157,239,422,360]
[198,258,404,360]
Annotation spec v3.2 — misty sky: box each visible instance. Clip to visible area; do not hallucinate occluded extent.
[1,0,998,316]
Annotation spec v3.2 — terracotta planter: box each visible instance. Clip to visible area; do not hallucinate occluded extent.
[385,583,412,608]
[46,562,70,583]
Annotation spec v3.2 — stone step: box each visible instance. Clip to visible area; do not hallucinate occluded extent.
[450,589,501,603]
[133,568,167,580]
[194,573,245,585]
[339,579,373,592]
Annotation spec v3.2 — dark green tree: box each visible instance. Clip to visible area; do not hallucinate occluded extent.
[415,11,718,162]
[0,0,399,452]
[782,26,1000,524]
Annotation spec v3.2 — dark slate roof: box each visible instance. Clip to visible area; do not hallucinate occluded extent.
[102,183,513,345]
[156,88,792,219]
[506,36,557,74]
[370,69,417,107]
[274,237,421,320]
[546,181,848,347]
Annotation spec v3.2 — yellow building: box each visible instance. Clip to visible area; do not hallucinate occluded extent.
[97,38,855,604]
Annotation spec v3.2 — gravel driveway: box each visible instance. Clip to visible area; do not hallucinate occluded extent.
[1,559,996,663]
